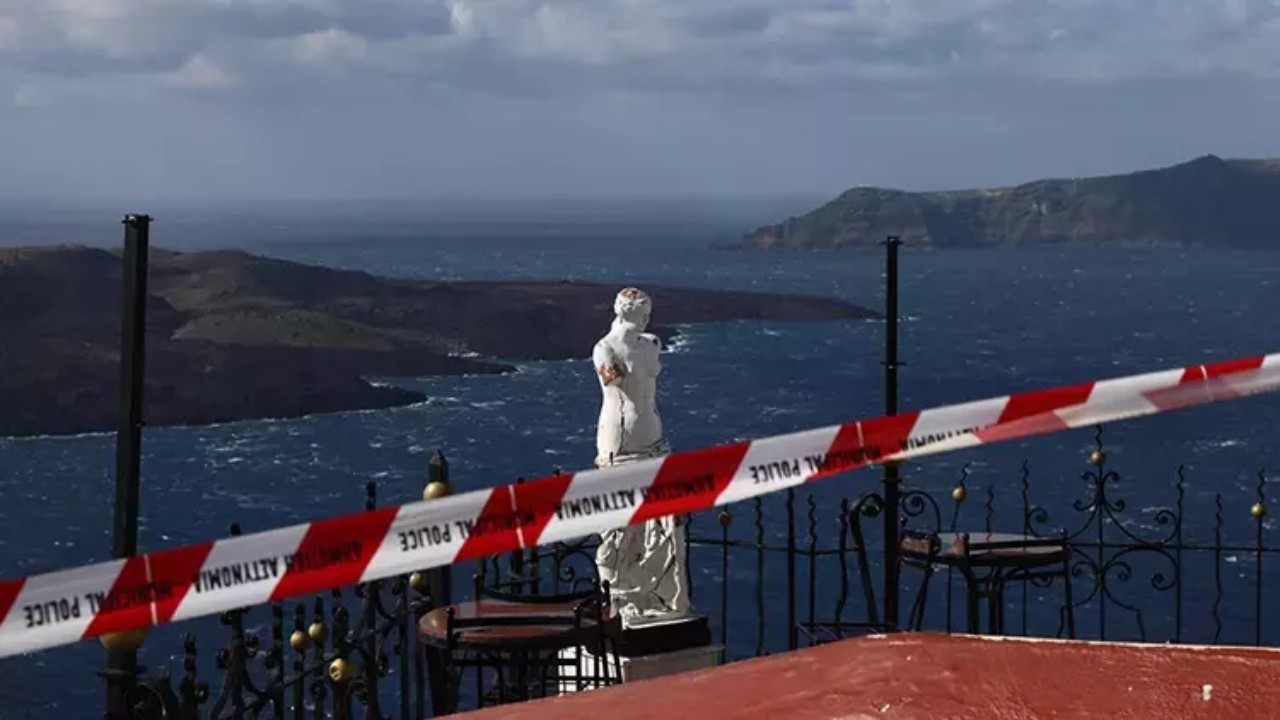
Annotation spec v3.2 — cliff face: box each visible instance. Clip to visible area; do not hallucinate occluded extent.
[0,246,878,437]
[734,155,1280,249]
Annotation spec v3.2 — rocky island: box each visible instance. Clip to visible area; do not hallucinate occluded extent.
[731,154,1280,249]
[0,245,878,437]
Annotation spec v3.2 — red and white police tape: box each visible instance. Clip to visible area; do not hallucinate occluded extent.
[2,352,1279,659]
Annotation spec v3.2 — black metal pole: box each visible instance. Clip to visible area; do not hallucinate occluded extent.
[881,236,902,631]
[105,214,151,719]
[113,215,150,558]
[423,451,453,717]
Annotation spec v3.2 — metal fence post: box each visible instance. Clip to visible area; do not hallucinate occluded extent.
[422,451,453,716]
[104,214,152,719]
[881,236,902,631]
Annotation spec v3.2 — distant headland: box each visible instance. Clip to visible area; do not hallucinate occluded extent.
[0,246,878,437]
[728,154,1280,249]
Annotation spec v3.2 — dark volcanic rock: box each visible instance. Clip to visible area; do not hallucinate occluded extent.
[0,245,877,437]
[730,155,1280,249]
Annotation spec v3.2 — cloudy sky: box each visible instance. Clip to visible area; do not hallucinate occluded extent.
[1,0,1279,203]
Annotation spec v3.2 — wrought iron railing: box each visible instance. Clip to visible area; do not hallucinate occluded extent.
[117,459,452,720]
[683,426,1277,657]
[116,428,1276,717]
[878,430,1270,647]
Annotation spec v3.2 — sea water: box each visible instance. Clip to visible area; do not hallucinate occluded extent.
[2,222,1279,716]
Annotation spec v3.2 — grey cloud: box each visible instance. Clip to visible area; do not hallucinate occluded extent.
[9,46,190,78]
[186,2,453,44]
[0,0,1276,92]
[677,4,775,39]
[2,0,1280,204]
[0,1,452,82]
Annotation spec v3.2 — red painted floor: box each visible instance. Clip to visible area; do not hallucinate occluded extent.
[461,633,1280,719]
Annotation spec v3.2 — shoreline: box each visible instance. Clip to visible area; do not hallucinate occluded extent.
[0,247,879,439]
[0,319,872,441]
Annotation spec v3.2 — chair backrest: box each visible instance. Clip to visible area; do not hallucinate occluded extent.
[475,533,603,601]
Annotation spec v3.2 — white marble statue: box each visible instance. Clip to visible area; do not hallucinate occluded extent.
[592,287,692,629]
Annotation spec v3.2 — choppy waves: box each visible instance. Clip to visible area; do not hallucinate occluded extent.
[4,242,1280,716]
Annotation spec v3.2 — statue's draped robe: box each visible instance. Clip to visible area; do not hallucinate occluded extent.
[592,289,692,628]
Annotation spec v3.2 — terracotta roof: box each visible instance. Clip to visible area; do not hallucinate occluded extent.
[460,632,1280,719]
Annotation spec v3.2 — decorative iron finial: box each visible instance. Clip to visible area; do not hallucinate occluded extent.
[99,627,148,651]
[328,657,355,683]
[951,463,971,503]
[289,630,311,652]
[1252,468,1267,519]
[1089,425,1106,466]
[424,450,452,500]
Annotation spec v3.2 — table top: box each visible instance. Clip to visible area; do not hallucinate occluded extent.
[419,598,602,650]
[901,531,1069,567]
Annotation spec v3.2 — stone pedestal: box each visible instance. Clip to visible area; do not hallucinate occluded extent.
[614,643,724,683]
[557,642,723,693]
[611,614,712,657]
[555,609,721,691]
[557,614,718,694]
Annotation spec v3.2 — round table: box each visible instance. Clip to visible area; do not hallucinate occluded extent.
[903,531,1071,567]
[419,598,602,650]
[899,531,1073,635]
[419,597,611,712]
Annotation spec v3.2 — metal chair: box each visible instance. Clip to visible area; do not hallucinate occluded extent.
[420,584,618,714]
[897,528,1076,637]
[421,530,621,715]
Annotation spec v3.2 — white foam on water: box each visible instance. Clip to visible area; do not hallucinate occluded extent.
[469,400,507,409]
